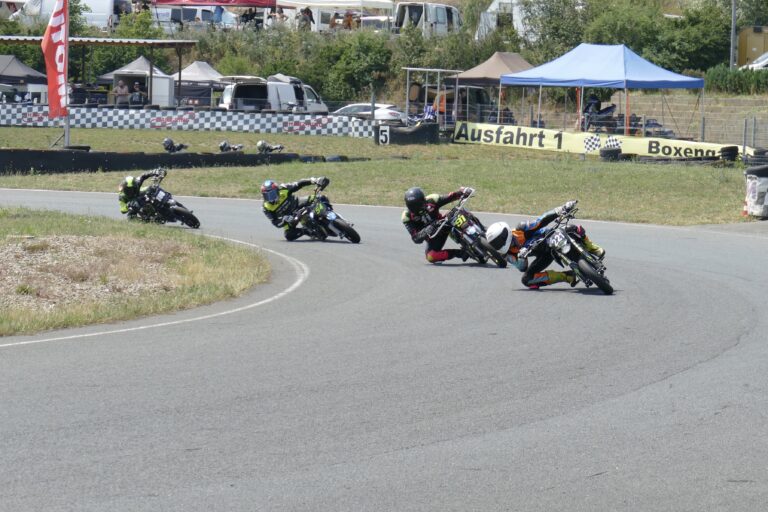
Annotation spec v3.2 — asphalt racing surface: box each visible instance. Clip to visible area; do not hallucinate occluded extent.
[2,189,768,511]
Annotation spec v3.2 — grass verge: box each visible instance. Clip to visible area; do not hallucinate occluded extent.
[0,207,270,336]
[0,128,750,225]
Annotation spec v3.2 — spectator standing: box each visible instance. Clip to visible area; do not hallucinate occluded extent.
[129,82,147,106]
[113,80,129,106]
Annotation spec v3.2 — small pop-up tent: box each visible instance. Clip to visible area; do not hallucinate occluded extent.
[453,52,532,87]
[0,54,47,103]
[98,56,175,106]
[499,43,705,134]
[170,60,224,106]
[0,54,46,85]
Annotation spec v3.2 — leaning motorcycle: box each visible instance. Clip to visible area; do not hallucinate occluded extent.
[430,189,507,268]
[135,170,201,229]
[289,182,360,243]
[522,201,612,294]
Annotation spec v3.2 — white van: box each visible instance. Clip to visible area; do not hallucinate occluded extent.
[11,0,118,30]
[218,74,328,114]
[394,2,461,37]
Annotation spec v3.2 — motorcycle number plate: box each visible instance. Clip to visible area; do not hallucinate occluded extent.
[548,230,568,250]
[453,214,467,228]
[155,190,167,201]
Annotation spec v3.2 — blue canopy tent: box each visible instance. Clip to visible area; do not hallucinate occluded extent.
[499,43,705,135]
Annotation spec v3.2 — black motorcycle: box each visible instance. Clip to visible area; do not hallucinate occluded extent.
[430,189,506,268]
[521,201,612,294]
[135,170,200,229]
[290,182,360,243]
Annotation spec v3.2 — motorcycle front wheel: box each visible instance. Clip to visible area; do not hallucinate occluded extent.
[171,205,201,229]
[577,257,613,295]
[478,236,507,268]
[332,218,360,243]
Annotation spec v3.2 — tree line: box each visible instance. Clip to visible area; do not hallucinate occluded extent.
[0,0,765,102]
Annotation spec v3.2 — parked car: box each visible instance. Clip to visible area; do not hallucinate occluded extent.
[218,74,328,113]
[331,103,407,125]
[741,51,768,70]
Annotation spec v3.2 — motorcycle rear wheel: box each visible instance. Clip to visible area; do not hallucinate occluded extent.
[577,257,613,295]
[171,206,201,229]
[332,219,360,243]
[478,236,507,268]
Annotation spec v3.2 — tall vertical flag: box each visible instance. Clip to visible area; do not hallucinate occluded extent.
[41,0,69,119]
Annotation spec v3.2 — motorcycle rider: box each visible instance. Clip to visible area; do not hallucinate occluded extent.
[261,176,330,240]
[488,201,605,289]
[118,168,166,219]
[402,186,473,263]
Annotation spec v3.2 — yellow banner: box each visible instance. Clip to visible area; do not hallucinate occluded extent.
[452,122,735,158]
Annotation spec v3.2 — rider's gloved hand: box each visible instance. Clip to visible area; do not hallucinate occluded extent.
[414,223,436,243]
[311,176,329,189]
[517,247,530,260]
[555,200,577,216]
[459,186,474,197]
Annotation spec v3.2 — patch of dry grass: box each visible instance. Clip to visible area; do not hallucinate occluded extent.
[0,209,270,336]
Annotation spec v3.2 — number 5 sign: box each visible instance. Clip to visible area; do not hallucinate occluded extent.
[377,125,390,145]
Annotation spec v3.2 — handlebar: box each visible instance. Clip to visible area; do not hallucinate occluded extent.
[428,188,475,239]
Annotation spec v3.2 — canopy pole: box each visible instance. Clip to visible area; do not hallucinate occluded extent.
[578,86,583,131]
[436,70,441,126]
[700,88,705,141]
[176,48,182,106]
[454,75,458,125]
[624,87,629,136]
[535,85,542,127]
[405,69,410,118]
[497,86,502,124]
[521,87,525,123]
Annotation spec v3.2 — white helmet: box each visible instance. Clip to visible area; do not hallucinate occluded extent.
[486,222,512,254]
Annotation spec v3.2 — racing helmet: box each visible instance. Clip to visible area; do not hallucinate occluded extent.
[256,140,269,154]
[486,222,513,254]
[261,179,280,203]
[404,187,426,213]
[219,140,231,152]
[162,137,174,152]
[119,175,136,193]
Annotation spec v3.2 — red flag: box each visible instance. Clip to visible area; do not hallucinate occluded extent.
[41,0,69,119]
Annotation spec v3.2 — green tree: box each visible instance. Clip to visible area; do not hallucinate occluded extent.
[322,31,392,100]
[518,0,591,64]
[584,0,663,52]
[645,0,730,72]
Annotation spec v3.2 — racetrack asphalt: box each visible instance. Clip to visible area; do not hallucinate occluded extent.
[1,189,768,511]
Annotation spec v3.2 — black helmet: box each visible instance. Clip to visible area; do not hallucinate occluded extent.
[404,187,426,213]
[219,140,231,152]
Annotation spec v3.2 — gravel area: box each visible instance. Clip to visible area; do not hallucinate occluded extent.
[0,235,184,313]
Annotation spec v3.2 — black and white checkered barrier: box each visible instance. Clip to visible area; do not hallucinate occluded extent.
[0,105,374,138]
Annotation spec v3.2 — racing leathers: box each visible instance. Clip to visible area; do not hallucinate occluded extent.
[118,169,165,218]
[402,188,470,263]
[262,177,330,240]
[508,202,604,288]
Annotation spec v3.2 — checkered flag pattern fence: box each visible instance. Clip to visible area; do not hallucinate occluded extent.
[0,105,374,138]
[583,134,601,153]
[604,135,622,149]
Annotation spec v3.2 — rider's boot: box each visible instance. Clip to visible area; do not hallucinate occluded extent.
[527,270,575,288]
[583,236,605,260]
